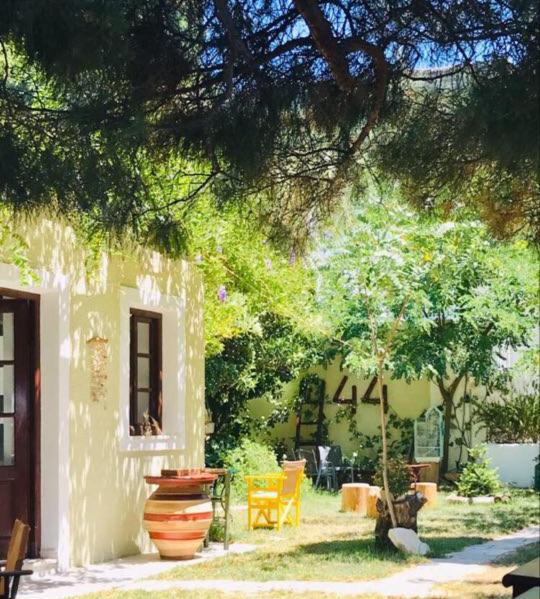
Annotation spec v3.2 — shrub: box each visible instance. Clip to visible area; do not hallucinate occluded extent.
[373,456,411,499]
[222,438,279,500]
[457,444,501,497]
[208,520,228,543]
[474,383,539,443]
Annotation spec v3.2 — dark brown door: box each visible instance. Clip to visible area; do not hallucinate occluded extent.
[0,299,38,556]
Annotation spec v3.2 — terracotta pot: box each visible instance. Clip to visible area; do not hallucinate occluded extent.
[143,470,217,560]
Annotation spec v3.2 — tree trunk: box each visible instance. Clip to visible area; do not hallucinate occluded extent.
[437,376,462,476]
[375,493,428,549]
[377,359,397,528]
[441,390,453,475]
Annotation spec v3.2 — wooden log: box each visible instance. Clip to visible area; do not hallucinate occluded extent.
[341,483,369,514]
[375,492,427,549]
[416,482,437,507]
[367,486,381,518]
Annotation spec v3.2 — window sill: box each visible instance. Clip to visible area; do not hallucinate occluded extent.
[119,434,185,453]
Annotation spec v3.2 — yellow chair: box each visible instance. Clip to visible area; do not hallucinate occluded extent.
[245,460,306,530]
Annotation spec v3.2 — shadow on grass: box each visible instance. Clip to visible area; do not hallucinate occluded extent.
[452,508,539,535]
[297,535,494,562]
[426,535,490,558]
[295,537,414,563]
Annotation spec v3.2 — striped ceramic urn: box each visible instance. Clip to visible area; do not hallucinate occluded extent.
[143,470,217,560]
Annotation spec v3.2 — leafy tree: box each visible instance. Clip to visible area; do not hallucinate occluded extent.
[392,224,539,473]
[205,312,326,464]
[181,199,318,354]
[1,2,536,240]
[317,198,433,525]
[375,49,539,244]
[316,192,538,484]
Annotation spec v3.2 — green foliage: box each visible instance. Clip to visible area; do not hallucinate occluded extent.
[316,193,434,379]
[183,200,319,354]
[1,3,536,241]
[474,383,540,444]
[373,456,411,499]
[316,192,539,472]
[208,520,228,544]
[392,224,539,387]
[205,313,326,465]
[0,209,38,284]
[457,445,501,498]
[376,58,539,243]
[222,438,279,501]
[335,408,414,472]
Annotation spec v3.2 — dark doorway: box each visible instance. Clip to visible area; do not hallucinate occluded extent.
[0,293,40,557]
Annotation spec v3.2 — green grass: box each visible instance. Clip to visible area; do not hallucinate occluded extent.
[76,488,539,599]
[494,540,540,566]
[418,489,540,558]
[155,488,539,583]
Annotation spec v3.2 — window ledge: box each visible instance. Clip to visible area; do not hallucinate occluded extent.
[119,434,185,453]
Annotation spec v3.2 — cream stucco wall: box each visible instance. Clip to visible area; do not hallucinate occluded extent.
[251,358,432,457]
[252,358,487,472]
[1,218,205,567]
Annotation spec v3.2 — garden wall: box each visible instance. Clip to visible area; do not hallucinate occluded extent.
[486,443,539,488]
[250,358,482,471]
[251,358,432,458]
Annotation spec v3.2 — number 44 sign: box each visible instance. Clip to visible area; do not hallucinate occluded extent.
[332,375,388,414]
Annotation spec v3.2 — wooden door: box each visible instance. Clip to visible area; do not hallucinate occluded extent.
[0,298,38,556]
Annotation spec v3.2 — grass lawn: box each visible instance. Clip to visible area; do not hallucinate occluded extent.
[79,541,540,599]
[77,488,539,599]
[155,487,539,583]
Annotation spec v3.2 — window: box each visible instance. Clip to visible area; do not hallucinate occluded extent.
[129,309,162,436]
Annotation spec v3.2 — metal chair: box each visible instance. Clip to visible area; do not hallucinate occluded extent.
[315,446,339,490]
[296,447,318,480]
[315,445,354,490]
[203,468,233,550]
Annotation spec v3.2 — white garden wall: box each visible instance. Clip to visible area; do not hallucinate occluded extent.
[486,443,539,488]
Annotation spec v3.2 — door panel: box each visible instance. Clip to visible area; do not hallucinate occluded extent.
[0,299,36,556]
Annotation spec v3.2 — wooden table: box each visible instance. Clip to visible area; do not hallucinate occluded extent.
[203,468,232,550]
[502,558,540,598]
[406,463,431,485]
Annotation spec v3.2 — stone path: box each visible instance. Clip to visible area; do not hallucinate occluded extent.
[18,544,256,599]
[19,525,539,598]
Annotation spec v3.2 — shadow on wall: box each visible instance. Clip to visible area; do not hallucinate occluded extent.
[10,217,205,566]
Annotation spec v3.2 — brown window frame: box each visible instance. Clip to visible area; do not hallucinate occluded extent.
[129,309,162,436]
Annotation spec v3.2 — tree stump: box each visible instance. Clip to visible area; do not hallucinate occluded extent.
[367,486,381,519]
[375,492,427,549]
[415,482,437,507]
[341,483,369,514]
